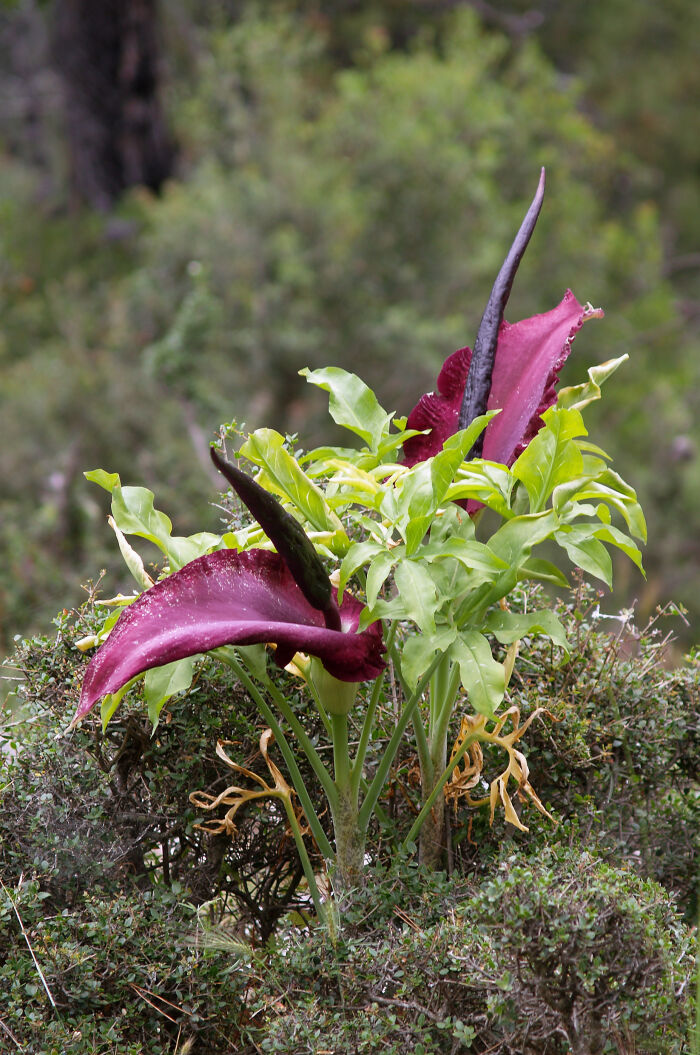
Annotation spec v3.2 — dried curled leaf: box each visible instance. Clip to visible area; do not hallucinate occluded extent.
[190,729,297,836]
[445,706,556,832]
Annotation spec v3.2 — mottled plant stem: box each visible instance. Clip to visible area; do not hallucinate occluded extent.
[330,712,365,895]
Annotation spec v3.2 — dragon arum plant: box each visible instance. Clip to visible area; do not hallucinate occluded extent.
[70,170,645,918]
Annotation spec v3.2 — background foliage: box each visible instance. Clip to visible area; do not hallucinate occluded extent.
[0,0,698,660]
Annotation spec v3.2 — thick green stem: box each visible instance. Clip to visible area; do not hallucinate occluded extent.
[421,657,460,868]
[327,709,364,895]
[351,622,397,798]
[430,660,462,765]
[389,636,433,788]
[280,794,326,925]
[215,649,334,861]
[331,783,365,895]
[257,668,339,811]
[418,737,447,868]
[412,712,433,790]
[403,730,480,851]
[358,652,444,831]
[331,712,351,793]
[330,712,365,893]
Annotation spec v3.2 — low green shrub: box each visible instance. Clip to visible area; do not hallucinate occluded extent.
[242,849,693,1054]
[1,584,696,1052]
[442,581,699,920]
[0,877,247,1054]
[2,605,328,938]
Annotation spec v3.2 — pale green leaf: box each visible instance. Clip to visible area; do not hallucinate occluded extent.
[419,537,509,576]
[110,485,173,555]
[166,532,222,569]
[235,644,269,681]
[85,468,122,493]
[450,632,505,717]
[240,427,345,535]
[555,525,613,586]
[487,511,559,566]
[401,626,457,690]
[144,657,198,730]
[366,549,400,608]
[300,367,393,449]
[556,355,629,410]
[392,558,439,632]
[484,609,570,654]
[591,524,645,574]
[107,515,153,591]
[338,540,385,594]
[517,558,569,587]
[446,461,514,518]
[100,677,138,731]
[553,470,646,542]
[511,406,586,513]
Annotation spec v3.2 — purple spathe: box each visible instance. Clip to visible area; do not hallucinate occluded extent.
[75,548,386,722]
[403,291,603,469]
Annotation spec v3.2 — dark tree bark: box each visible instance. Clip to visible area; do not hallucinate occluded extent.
[51,0,175,209]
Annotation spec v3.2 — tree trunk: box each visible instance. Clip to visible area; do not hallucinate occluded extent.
[52,0,174,209]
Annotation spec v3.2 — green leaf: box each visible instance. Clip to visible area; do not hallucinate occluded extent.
[487,511,559,566]
[585,470,647,542]
[420,537,509,576]
[301,444,376,471]
[85,468,122,493]
[428,503,476,546]
[552,469,646,542]
[446,461,514,518]
[556,355,628,410]
[235,644,269,681]
[393,559,438,632]
[240,428,345,535]
[511,406,586,513]
[109,485,220,571]
[110,485,174,556]
[364,557,439,631]
[300,367,393,449]
[143,657,198,730]
[450,632,505,717]
[397,422,495,554]
[338,539,385,594]
[483,609,570,654]
[100,677,138,731]
[107,515,153,590]
[555,525,613,586]
[375,428,425,461]
[517,558,569,587]
[165,532,222,569]
[366,549,400,608]
[401,626,457,690]
[590,523,645,575]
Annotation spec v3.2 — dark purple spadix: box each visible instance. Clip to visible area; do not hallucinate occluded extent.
[458,168,546,456]
[211,446,341,631]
